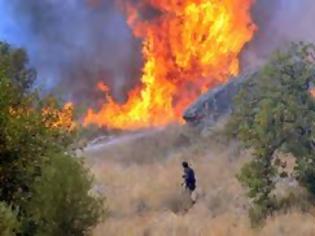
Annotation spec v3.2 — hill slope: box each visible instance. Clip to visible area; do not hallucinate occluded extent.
[83,125,315,236]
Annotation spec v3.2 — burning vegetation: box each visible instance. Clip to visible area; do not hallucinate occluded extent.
[42,102,76,131]
[84,0,256,130]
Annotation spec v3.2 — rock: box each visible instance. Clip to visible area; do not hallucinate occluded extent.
[183,72,253,128]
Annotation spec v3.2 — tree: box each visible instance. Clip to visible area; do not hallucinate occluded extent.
[0,202,20,235]
[0,42,35,92]
[228,42,315,225]
[24,153,104,236]
[0,42,104,235]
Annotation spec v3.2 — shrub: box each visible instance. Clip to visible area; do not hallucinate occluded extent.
[0,201,20,236]
[24,153,104,236]
[228,42,315,225]
[0,41,105,235]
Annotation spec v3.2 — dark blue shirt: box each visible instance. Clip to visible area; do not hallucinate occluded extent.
[183,167,196,191]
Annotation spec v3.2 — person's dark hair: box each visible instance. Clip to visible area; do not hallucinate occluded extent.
[182,161,189,168]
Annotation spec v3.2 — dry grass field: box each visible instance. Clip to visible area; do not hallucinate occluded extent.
[82,124,315,236]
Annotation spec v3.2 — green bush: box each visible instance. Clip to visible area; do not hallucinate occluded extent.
[0,42,105,235]
[228,42,315,225]
[0,201,20,236]
[24,153,104,236]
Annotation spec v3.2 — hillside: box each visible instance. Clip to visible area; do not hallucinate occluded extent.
[81,124,315,236]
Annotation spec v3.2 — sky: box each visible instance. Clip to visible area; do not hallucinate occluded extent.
[0,1,23,45]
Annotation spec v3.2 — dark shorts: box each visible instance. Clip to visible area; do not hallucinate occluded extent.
[186,183,196,192]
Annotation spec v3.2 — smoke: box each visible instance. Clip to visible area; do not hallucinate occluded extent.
[243,0,315,69]
[0,0,142,104]
[1,0,315,105]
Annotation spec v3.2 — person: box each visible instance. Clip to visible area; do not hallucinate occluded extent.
[182,161,197,204]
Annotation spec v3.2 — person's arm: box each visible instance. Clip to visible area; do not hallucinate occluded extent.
[183,169,189,180]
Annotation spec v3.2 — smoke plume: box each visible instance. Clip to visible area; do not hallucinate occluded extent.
[0,0,142,105]
[243,0,315,69]
[1,0,315,105]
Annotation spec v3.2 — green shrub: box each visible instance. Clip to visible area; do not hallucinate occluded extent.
[0,201,20,236]
[0,41,105,235]
[228,42,315,225]
[24,153,105,236]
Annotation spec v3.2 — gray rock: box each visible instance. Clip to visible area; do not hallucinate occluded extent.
[183,72,253,127]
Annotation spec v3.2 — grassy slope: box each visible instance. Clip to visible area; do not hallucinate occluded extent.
[83,124,315,236]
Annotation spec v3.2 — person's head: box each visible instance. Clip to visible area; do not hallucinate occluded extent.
[182,161,189,168]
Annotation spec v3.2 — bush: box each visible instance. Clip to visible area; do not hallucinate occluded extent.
[0,41,105,235]
[24,153,104,236]
[228,42,315,225]
[0,201,20,236]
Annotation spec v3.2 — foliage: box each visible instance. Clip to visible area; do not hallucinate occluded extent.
[24,153,104,236]
[0,64,48,206]
[228,42,315,225]
[0,201,20,236]
[0,41,104,235]
[0,42,35,92]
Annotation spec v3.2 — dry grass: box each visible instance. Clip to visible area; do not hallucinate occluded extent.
[82,124,315,236]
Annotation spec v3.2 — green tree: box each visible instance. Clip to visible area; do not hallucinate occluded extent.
[25,153,104,236]
[0,201,20,235]
[0,42,104,235]
[228,42,315,225]
[0,42,35,92]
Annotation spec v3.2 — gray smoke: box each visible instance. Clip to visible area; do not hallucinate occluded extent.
[2,0,315,106]
[2,0,142,105]
[243,0,315,69]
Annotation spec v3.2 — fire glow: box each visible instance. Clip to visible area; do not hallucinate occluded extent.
[42,102,76,131]
[84,0,256,130]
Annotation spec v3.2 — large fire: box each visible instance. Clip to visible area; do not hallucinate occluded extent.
[84,0,256,130]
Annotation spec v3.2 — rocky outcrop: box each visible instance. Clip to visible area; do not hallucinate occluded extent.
[183,72,252,127]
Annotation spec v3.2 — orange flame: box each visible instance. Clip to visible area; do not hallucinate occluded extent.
[84,0,256,130]
[9,102,76,131]
[42,102,76,131]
